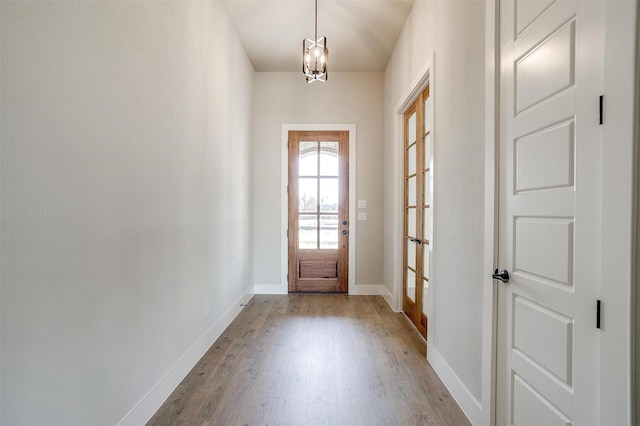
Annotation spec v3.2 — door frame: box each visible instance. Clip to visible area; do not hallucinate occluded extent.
[394,53,435,325]
[478,0,500,425]
[281,124,356,294]
[483,1,499,425]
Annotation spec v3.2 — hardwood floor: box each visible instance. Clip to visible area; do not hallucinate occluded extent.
[147,294,470,426]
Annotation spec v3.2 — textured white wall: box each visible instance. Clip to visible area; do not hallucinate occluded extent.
[0,1,254,424]
[384,0,486,404]
[253,72,384,290]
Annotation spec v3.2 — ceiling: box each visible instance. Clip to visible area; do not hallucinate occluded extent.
[221,0,415,72]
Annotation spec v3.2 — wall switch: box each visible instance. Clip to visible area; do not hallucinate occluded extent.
[205,301,210,317]
[358,212,367,221]
[358,200,367,209]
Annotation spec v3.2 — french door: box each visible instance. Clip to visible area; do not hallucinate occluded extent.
[403,85,431,339]
[288,131,349,292]
[496,0,603,423]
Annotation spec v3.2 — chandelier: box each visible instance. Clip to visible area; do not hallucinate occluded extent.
[302,0,328,82]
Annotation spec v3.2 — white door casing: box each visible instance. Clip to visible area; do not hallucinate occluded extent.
[496,0,604,424]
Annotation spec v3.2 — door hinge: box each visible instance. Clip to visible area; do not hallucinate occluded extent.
[599,95,604,125]
[596,299,602,329]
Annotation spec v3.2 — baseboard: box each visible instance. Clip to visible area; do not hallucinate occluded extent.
[254,283,288,294]
[349,283,383,295]
[117,286,256,426]
[382,285,399,312]
[428,345,482,425]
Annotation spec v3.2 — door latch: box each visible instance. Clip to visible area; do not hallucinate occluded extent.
[492,269,510,283]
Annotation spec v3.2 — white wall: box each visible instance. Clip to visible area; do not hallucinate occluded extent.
[253,72,384,292]
[0,1,254,424]
[383,0,486,421]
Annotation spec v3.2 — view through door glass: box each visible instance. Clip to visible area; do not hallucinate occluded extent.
[403,85,431,339]
[288,131,349,292]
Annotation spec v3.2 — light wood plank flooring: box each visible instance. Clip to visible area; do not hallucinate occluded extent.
[148,294,470,426]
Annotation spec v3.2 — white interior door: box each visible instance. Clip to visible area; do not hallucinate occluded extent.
[496,0,604,424]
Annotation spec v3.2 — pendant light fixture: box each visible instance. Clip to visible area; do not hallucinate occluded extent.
[302,0,328,82]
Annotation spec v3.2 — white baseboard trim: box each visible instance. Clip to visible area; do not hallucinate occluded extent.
[428,345,482,425]
[254,283,288,294]
[349,284,383,295]
[382,285,399,312]
[117,286,256,426]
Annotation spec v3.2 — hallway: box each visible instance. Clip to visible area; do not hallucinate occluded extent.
[148,295,469,425]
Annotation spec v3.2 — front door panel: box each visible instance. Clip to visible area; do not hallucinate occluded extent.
[288,131,349,292]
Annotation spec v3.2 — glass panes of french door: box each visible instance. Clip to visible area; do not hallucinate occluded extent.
[422,92,432,316]
[298,141,339,249]
[403,84,431,339]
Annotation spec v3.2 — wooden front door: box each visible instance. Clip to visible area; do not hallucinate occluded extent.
[288,131,349,292]
[403,85,431,339]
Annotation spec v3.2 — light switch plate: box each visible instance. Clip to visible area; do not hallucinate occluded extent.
[358,200,367,209]
[358,212,367,221]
